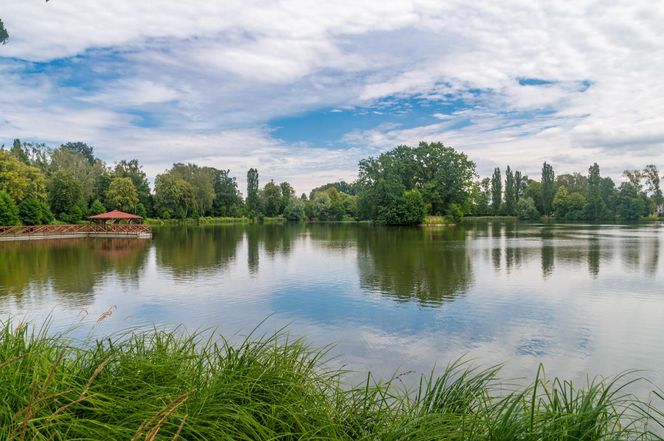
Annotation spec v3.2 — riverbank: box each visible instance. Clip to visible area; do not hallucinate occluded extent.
[1,321,661,440]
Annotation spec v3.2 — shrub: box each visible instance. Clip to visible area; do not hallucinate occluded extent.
[0,190,20,225]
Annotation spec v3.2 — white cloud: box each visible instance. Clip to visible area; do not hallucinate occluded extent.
[1,0,663,191]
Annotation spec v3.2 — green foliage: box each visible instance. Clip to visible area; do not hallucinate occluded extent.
[0,18,8,45]
[491,167,502,214]
[135,202,147,218]
[553,186,587,220]
[504,166,515,215]
[246,168,260,217]
[262,180,283,217]
[541,162,555,215]
[105,177,139,212]
[48,170,84,222]
[0,321,661,440]
[114,159,152,214]
[154,173,195,219]
[61,142,96,163]
[310,181,356,198]
[89,199,106,215]
[212,169,242,217]
[18,198,45,225]
[516,197,540,220]
[643,164,662,216]
[283,197,306,221]
[0,190,20,225]
[358,142,476,224]
[616,182,647,220]
[0,150,48,203]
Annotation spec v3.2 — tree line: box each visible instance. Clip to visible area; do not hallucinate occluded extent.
[0,139,661,226]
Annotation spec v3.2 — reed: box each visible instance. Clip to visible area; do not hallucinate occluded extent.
[0,320,661,440]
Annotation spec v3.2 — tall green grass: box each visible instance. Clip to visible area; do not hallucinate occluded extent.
[1,320,662,440]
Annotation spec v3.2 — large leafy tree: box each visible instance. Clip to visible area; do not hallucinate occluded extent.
[48,170,84,222]
[154,173,195,219]
[262,180,282,217]
[49,146,109,204]
[0,190,20,225]
[541,162,555,215]
[0,151,47,203]
[211,169,242,217]
[357,142,475,223]
[105,177,139,212]
[114,159,152,213]
[616,182,647,220]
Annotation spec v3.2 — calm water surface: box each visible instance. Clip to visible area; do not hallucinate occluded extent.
[1,222,663,385]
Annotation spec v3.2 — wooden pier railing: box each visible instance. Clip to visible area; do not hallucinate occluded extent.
[0,224,151,240]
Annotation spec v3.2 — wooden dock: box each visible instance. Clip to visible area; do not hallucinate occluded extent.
[0,224,152,241]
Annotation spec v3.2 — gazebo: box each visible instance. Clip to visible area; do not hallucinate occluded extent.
[88,210,144,224]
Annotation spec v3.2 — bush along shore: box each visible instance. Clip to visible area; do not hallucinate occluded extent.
[2,321,664,440]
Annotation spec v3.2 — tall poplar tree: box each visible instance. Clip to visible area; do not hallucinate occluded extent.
[541,162,555,215]
[246,168,260,217]
[491,167,502,214]
[504,166,515,215]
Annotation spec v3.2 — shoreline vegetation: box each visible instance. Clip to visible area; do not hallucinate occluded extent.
[1,320,664,440]
[1,140,662,228]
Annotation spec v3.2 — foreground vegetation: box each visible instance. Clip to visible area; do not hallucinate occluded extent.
[2,321,664,440]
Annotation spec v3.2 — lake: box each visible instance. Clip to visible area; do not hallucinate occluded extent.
[1,222,663,386]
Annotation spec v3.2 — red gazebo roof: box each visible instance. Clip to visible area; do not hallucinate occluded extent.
[88,210,143,220]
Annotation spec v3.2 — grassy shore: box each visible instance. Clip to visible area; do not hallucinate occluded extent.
[1,321,663,440]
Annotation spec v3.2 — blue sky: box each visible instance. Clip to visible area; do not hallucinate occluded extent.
[1,1,663,192]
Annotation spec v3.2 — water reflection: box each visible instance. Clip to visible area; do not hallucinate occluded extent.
[0,238,150,306]
[356,226,473,306]
[154,226,244,279]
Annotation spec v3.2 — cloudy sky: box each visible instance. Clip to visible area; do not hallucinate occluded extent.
[1,1,663,193]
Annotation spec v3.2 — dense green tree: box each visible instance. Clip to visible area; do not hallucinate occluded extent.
[643,164,662,216]
[262,181,282,217]
[504,166,515,215]
[309,181,356,198]
[89,199,106,215]
[154,173,195,219]
[525,180,543,213]
[514,171,526,203]
[283,197,305,221]
[48,170,84,222]
[516,197,540,220]
[18,198,46,225]
[357,142,475,222]
[311,192,332,220]
[211,169,242,217]
[114,159,152,213]
[473,178,491,215]
[491,167,502,214]
[0,151,48,203]
[0,190,20,225]
[541,162,555,215]
[616,182,647,220]
[49,147,108,204]
[61,142,96,164]
[105,177,139,212]
[0,19,8,45]
[552,186,586,220]
[168,164,215,216]
[246,168,260,217]
[556,173,588,195]
[586,163,608,221]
